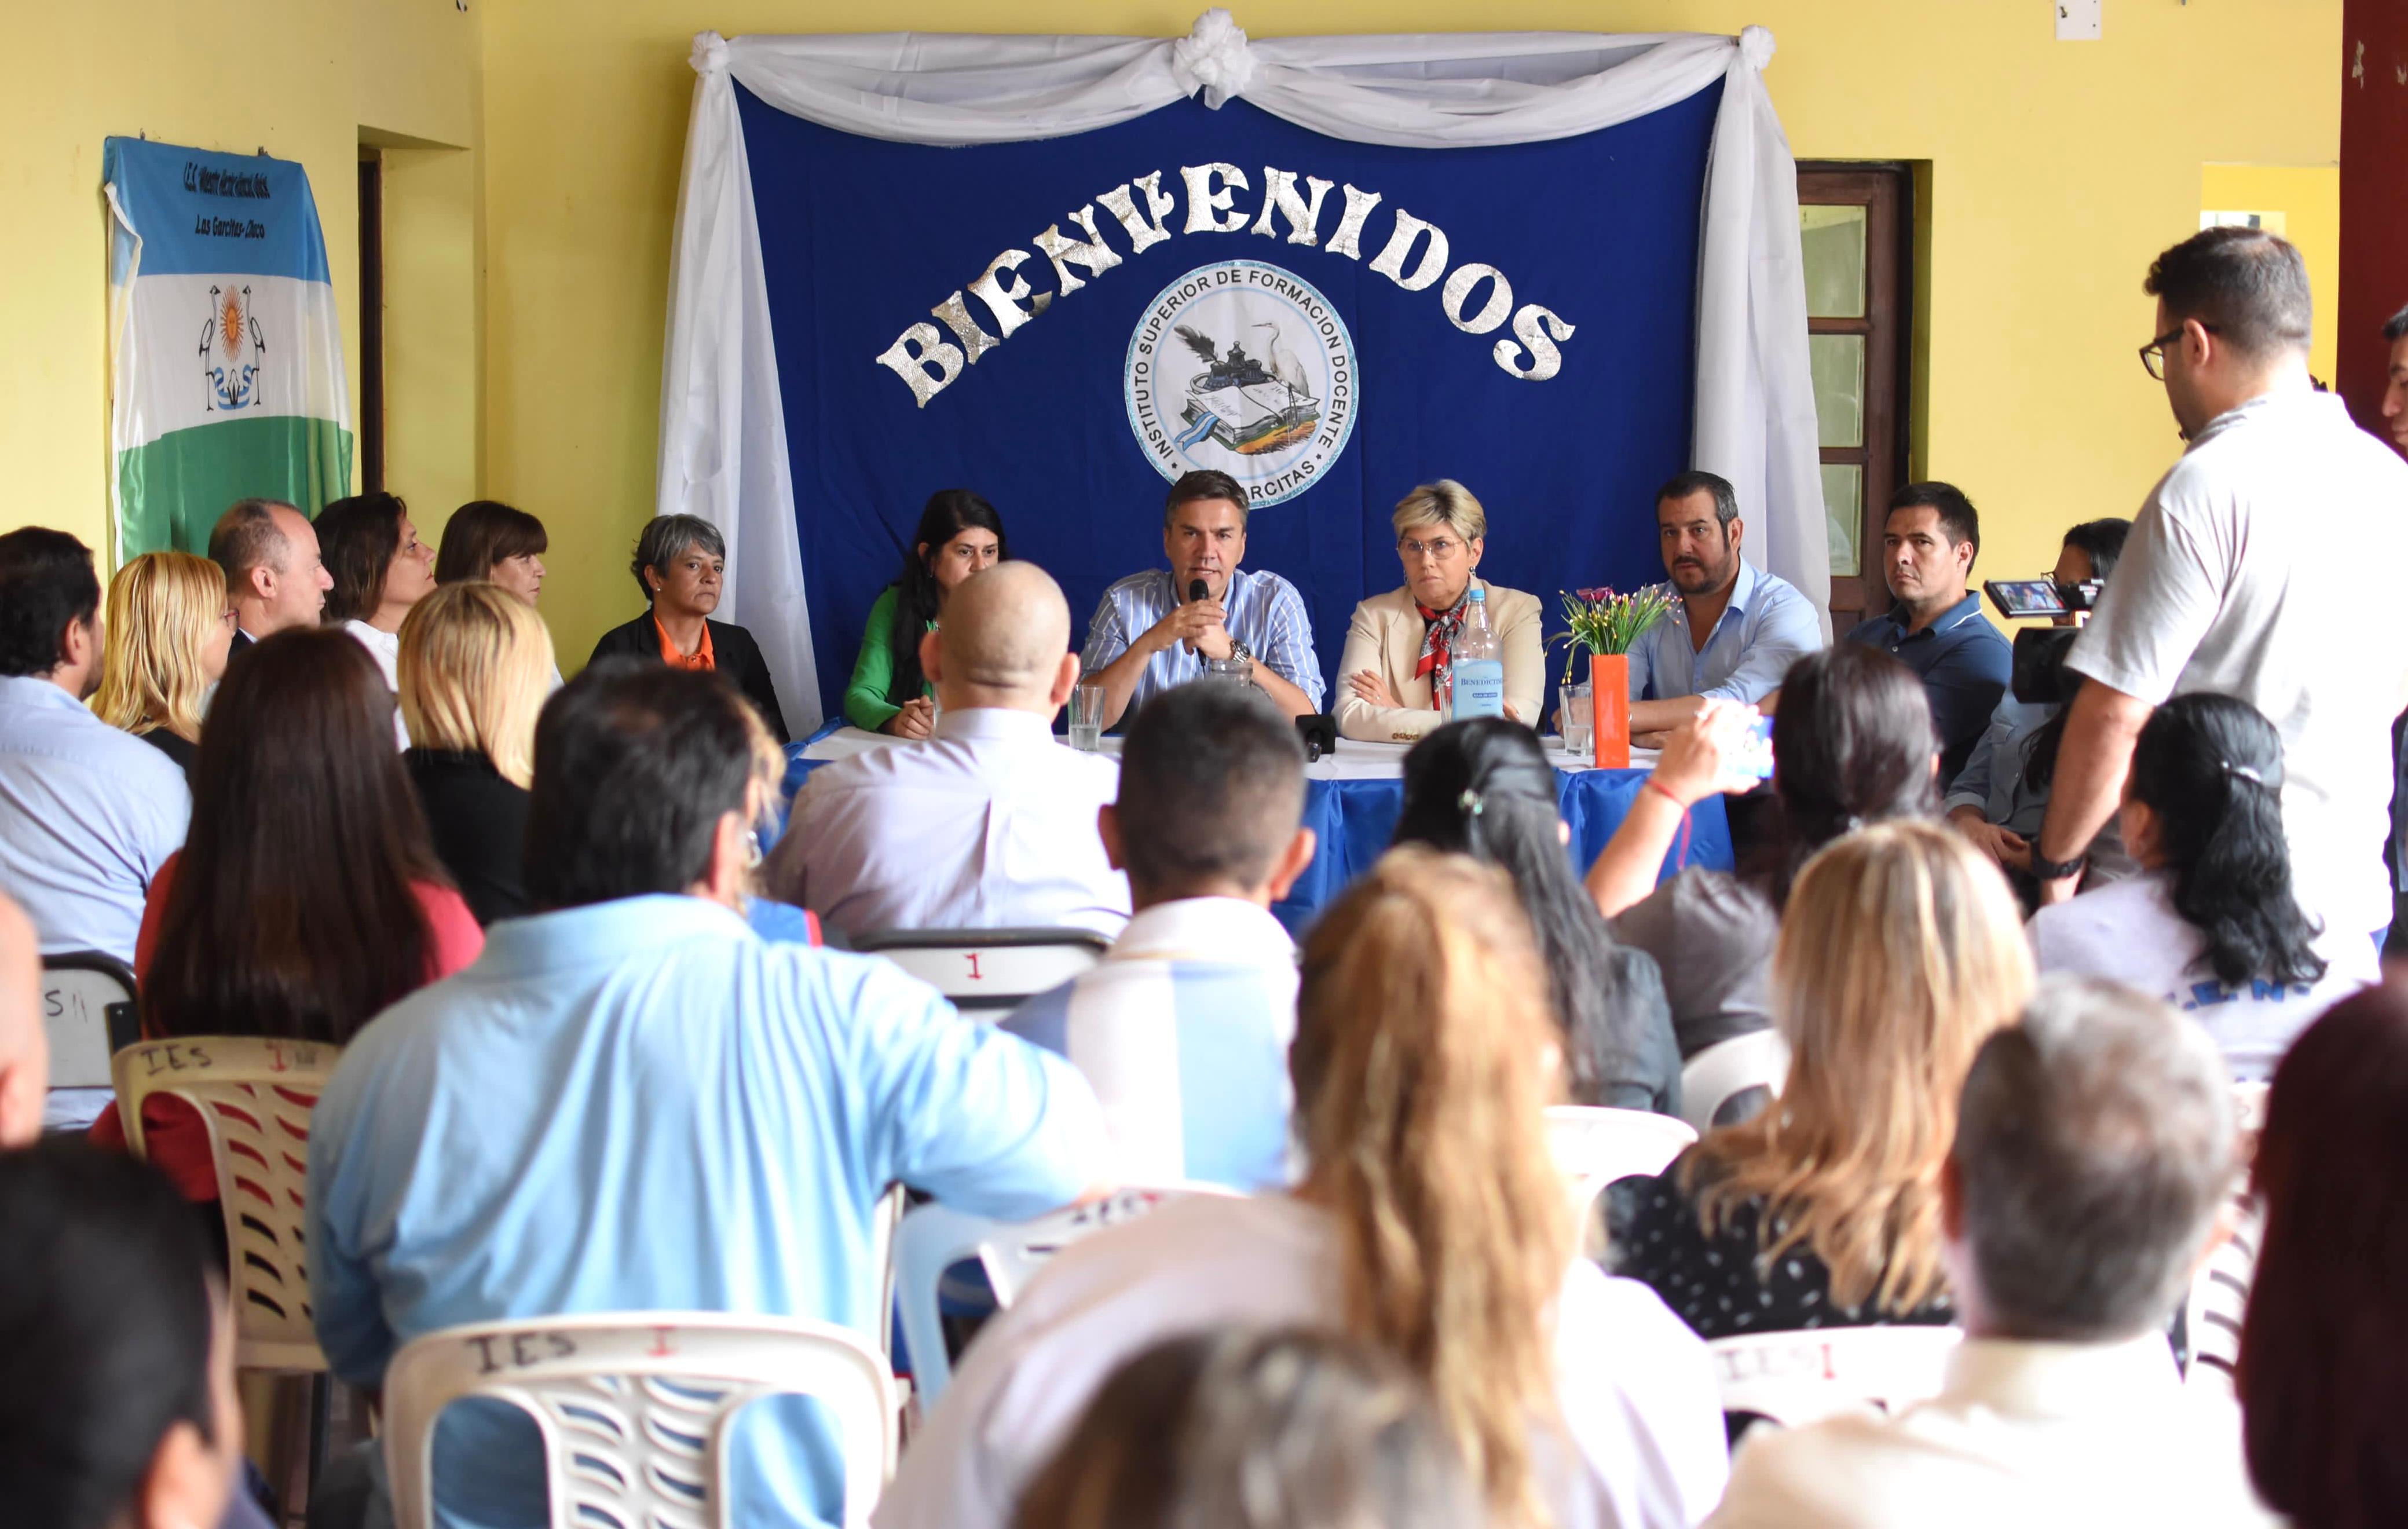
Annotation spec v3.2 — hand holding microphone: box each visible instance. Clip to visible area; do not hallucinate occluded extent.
[1166,576,1231,657]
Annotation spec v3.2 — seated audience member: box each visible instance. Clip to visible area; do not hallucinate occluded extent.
[588,513,789,744]
[0,1140,252,1529]
[0,528,189,964]
[847,489,1005,738]
[400,583,554,926]
[433,498,548,605]
[770,562,1129,938]
[1010,1328,1480,1529]
[1706,977,2270,1528]
[2238,986,2408,1528]
[2034,693,2369,1080]
[1626,470,1823,739]
[1611,822,2033,1340]
[1843,482,2011,781]
[208,496,331,654]
[91,629,482,1204]
[1081,469,1324,729]
[880,848,1730,1529]
[1395,718,1681,1113]
[92,551,237,779]
[315,492,437,745]
[308,663,1107,1529]
[1004,683,1313,1191]
[1946,518,2132,893]
[1336,480,1542,741]
[1587,644,1938,1058]
[0,893,43,1146]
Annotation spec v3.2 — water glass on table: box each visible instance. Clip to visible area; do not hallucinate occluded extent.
[1558,681,1593,758]
[1069,682,1106,751]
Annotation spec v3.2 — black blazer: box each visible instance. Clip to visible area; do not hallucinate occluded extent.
[405,749,533,926]
[587,612,791,745]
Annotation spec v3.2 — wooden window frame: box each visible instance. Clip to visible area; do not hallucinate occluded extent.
[1796,163,1912,625]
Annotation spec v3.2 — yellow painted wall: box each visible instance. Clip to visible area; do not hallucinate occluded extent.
[480,0,2338,668]
[0,0,480,558]
[2202,163,2341,386]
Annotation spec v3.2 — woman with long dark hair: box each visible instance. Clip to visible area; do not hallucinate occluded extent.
[2237,985,2408,1529]
[2030,691,2363,1080]
[1585,643,1940,1058]
[1394,718,1680,1113]
[88,628,482,1202]
[843,489,1006,737]
[315,491,437,746]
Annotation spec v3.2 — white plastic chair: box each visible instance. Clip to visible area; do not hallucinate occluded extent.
[382,1312,898,1529]
[1544,1105,1696,1227]
[1708,1325,1963,1431]
[891,1186,1236,1404]
[2183,1186,2262,1396]
[1680,1030,1792,1136]
[111,1034,335,1371]
[41,952,140,1130]
[850,928,1109,1013]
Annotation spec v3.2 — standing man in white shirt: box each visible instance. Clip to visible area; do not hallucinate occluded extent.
[0,529,190,965]
[1081,469,1324,729]
[768,561,1130,938]
[2033,228,2408,959]
[207,497,332,656]
[1707,976,2274,1529]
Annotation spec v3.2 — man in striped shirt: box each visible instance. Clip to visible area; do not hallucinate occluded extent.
[1002,682,1317,1191]
[1081,469,1325,729]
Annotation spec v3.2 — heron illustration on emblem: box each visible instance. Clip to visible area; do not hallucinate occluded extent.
[1170,319,1321,456]
[199,284,267,412]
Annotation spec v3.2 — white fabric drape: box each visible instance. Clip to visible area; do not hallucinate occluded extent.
[659,11,1826,733]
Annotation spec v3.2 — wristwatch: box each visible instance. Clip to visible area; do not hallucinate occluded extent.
[2029,846,2086,882]
[1227,636,1255,667]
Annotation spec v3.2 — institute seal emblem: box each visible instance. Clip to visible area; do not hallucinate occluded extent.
[1125,259,1357,506]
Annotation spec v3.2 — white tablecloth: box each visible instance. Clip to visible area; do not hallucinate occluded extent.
[798,725,1653,781]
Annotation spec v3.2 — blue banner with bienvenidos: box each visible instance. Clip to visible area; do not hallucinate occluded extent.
[736,84,1721,709]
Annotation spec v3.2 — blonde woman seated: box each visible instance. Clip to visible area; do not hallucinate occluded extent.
[91,551,237,780]
[398,582,555,926]
[880,847,1730,1529]
[1608,821,2033,1340]
[1337,481,1542,742]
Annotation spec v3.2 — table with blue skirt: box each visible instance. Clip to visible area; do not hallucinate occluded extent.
[780,720,1733,935]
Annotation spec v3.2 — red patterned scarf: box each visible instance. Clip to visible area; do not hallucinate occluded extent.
[1414,595,1468,709]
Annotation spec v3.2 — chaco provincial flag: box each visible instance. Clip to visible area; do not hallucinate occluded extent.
[104,138,351,559]
[735,87,1720,711]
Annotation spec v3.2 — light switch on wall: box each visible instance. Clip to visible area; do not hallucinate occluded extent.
[2055,0,2102,40]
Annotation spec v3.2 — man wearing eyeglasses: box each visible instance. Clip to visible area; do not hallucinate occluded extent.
[2031,228,2408,975]
[1626,469,1824,745]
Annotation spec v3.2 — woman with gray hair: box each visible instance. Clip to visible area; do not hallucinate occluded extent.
[1335,480,1543,743]
[587,513,789,743]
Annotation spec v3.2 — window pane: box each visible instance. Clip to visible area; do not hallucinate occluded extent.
[1809,334,1865,448]
[1799,205,1867,319]
[1821,463,1863,577]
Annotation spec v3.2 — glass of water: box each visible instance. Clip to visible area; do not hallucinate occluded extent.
[1558,681,1593,758]
[1069,682,1106,751]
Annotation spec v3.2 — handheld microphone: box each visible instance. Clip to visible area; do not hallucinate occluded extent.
[1183,578,1209,656]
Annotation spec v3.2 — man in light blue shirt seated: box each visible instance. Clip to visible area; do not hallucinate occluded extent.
[1002,682,1317,1193]
[1624,471,1824,744]
[306,663,1110,1529]
[1080,469,1325,729]
[0,528,189,967]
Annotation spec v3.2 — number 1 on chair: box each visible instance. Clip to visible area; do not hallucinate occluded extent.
[964,952,983,981]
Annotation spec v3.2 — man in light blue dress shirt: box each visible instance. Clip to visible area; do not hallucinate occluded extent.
[1081,469,1324,729]
[308,664,1109,1529]
[1004,682,1318,1194]
[0,529,189,965]
[1624,471,1824,741]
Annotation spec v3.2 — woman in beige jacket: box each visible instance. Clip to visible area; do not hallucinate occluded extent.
[1337,480,1545,742]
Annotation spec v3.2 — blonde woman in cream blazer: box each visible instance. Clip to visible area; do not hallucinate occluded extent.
[1337,480,1546,743]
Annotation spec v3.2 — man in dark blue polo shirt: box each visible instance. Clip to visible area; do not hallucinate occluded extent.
[1843,482,2011,782]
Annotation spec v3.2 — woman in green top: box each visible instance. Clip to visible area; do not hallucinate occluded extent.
[844,489,1008,736]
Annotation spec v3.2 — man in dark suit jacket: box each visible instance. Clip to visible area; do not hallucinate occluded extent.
[209,498,334,655]
[589,514,791,745]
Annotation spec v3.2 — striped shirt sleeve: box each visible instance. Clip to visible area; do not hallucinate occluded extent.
[1249,576,1326,709]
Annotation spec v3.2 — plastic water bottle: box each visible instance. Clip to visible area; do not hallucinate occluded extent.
[1450,587,1506,720]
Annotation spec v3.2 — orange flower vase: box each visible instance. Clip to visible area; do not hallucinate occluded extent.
[1591,652,1631,769]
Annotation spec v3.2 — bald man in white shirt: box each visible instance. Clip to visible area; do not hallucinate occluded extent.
[768,562,1129,938]
[1706,977,2275,1529]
